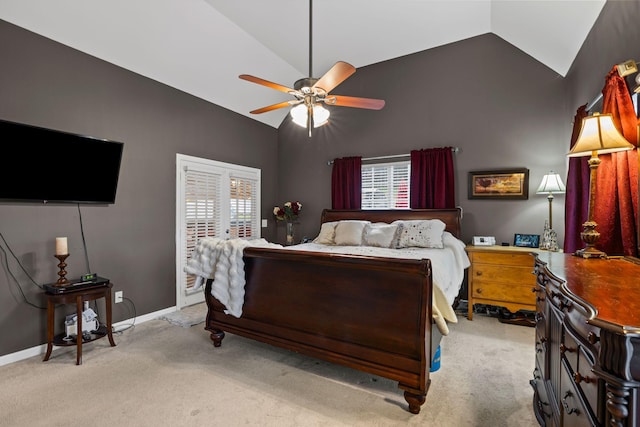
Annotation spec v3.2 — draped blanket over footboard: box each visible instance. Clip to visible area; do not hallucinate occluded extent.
[197,208,468,414]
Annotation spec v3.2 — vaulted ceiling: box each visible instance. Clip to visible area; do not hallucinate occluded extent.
[0,0,606,128]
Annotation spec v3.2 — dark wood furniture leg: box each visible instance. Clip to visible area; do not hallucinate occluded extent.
[209,329,225,347]
[76,295,83,365]
[43,298,55,362]
[105,287,116,347]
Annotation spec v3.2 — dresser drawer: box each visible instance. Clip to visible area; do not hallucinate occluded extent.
[472,280,536,304]
[470,251,535,266]
[560,359,595,426]
[473,264,536,286]
[561,326,579,375]
[575,346,600,424]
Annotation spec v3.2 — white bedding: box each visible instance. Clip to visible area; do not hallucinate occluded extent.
[185,232,470,335]
[283,231,470,335]
[184,238,282,317]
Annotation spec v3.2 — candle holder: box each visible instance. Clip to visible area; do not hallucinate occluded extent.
[54,254,70,286]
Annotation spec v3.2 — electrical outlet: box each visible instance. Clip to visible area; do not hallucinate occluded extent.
[114,290,123,303]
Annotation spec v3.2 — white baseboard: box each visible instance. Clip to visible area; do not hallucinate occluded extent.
[0,306,178,367]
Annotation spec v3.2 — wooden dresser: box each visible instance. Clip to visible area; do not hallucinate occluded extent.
[531,252,640,426]
[465,245,538,320]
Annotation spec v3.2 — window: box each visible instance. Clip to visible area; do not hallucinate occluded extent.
[361,161,410,209]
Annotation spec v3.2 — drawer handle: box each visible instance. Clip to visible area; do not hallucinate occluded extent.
[562,391,580,415]
[588,332,600,344]
[559,343,575,354]
[531,287,538,293]
[574,372,593,384]
[559,300,573,311]
[476,288,482,294]
[476,271,483,276]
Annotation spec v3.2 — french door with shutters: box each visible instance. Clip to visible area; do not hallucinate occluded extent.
[175,154,261,308]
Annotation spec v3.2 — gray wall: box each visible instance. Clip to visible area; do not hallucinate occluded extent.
[278,33,569,245]
[278,1,640,248]
[2,0,639,359]
[0,20,278,356]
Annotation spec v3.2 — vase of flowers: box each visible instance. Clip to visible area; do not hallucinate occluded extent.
[273,201,302,245]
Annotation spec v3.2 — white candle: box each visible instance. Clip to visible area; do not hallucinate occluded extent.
[55,237,68,255]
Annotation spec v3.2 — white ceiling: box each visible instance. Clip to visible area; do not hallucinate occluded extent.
[0,0,606,128]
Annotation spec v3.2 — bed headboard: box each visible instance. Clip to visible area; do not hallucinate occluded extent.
[320,208,463,239]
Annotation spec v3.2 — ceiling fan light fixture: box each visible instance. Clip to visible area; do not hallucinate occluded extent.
[290,104,330,128]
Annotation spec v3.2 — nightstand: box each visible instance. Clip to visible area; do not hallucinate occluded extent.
[465,245,539,320]
[43,281,116,365]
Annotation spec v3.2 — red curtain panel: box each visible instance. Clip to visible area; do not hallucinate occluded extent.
[331,156,362,209]
[409,147,455,209]
[595,67,639,257]
[563,104,590,254]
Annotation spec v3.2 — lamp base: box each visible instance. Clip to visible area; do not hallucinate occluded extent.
[540,223,559,252]
[574,246,608,259]
[574,220,607,259]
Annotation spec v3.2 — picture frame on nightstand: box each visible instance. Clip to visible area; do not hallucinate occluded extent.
[514,233,540,248]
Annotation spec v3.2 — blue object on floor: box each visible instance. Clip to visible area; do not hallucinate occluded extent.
[430,345,441,372]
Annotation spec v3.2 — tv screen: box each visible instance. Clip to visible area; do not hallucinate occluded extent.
[0,119,124,204]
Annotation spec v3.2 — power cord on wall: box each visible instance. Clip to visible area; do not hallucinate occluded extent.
[77,204,92,274]
[76,204,101,319]
[111,296,137,334]
[0,232,46,309]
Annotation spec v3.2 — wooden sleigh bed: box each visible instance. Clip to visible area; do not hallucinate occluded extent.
[202,208,465,414]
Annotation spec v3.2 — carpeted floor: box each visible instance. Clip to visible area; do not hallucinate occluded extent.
[0,303,537,427]
[156,303,206,328]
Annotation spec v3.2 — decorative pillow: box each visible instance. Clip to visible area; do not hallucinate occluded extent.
[363,222,399,248]
[334,220,370,246]
[313,221,338,245]
[394,219,446,249]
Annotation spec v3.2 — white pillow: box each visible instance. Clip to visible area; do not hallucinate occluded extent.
[334,220,370,246]
[363,222,399,248]
[313,221,338,244]
[394,219,446,249]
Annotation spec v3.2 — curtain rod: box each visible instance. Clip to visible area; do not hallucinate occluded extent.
[586,93,603,112]
[327,147,459,165]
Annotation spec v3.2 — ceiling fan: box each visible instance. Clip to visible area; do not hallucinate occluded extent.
[239,0,385,137]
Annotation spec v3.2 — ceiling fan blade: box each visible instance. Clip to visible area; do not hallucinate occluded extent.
[312,61,356,94]
[325,95,385,110]
[239,74,295,94]
[250,100,300,114]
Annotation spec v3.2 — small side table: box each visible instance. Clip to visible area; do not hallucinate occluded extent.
[43,282,116,365]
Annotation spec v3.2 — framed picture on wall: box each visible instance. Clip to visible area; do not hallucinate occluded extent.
[468,168,529,200]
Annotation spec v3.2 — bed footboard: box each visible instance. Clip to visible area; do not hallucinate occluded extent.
[204,247,435,414]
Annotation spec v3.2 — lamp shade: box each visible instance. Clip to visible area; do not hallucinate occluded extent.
[536,172,566,194]
[567,113,635,157]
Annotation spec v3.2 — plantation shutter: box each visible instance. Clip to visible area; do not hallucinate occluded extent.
[229,174,259,239]
[361,161,410,209]
[183,168,222,292]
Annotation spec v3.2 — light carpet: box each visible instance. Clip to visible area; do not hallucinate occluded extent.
[157,303,206,328]
[0,303,537,426]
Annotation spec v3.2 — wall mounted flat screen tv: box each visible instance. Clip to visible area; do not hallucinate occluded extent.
[0,119,124,204]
